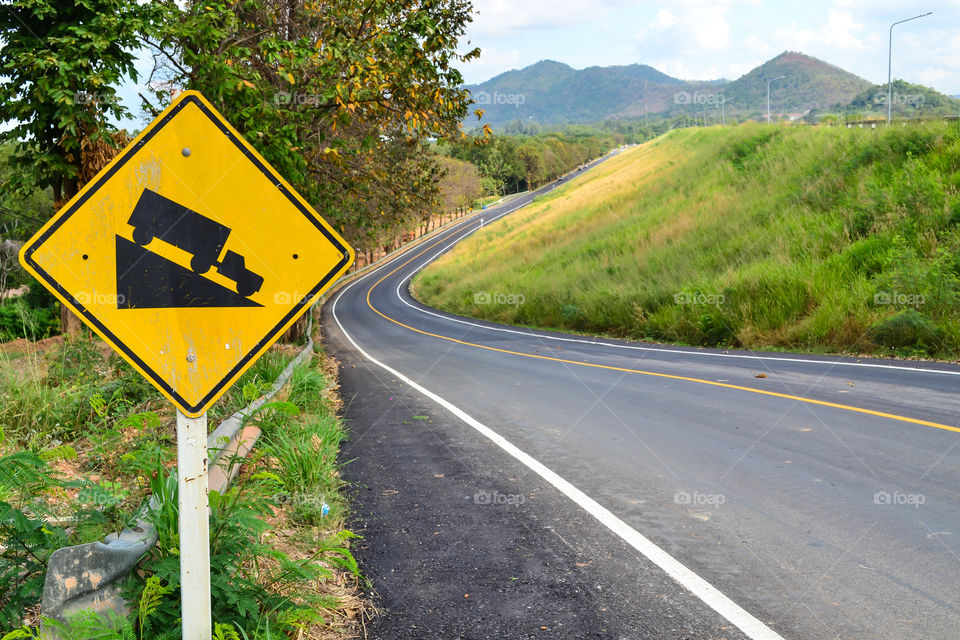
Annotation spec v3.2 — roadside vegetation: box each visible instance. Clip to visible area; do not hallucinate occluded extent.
[439,130,621,198]
[415,121,960,358]
[0,324,364,638]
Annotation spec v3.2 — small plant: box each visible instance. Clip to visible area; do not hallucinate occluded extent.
[261,416,345,525]
[285,361,329,414]
[141,457,343,637]
[0,576,178,639]
[44,337,109,388]
[243,400,299,432]
[0,451,69,629]
[869,308,945,353]
[0,299,58,343]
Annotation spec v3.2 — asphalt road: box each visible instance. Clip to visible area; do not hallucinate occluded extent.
[324,159,960,640]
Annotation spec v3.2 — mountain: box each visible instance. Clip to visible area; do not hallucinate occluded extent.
[466,52,876,128]
[718,52,873,115]
[466,59,684,126]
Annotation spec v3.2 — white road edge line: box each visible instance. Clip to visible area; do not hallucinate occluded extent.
[394,208,960,378]
[331,275,786,640]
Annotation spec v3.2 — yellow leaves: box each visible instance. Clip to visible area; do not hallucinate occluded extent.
[315,38,323,50]
[475,109,485,120]
[482,123,493,138]
[238,80,255,90]
[286,72,296,85]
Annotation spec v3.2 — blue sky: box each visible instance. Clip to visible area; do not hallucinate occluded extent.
[458,0,960,95]
[98,1,959,130]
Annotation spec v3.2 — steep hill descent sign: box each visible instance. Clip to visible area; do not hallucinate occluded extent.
[19,90,354,417]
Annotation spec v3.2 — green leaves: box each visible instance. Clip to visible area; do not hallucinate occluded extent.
[146,0,479,253]
[137,576,174,633]
[212,624,241,640]
[0,0,150,202]
[0,452,69,629]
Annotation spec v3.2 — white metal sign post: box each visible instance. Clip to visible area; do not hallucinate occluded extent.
[176,410,212,640]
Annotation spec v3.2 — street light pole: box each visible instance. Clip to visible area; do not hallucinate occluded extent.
[644,79,648,129]
[767,75,787,124]
[887,12,932,124]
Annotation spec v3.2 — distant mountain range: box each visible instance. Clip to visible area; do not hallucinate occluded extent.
[466,52,958,128]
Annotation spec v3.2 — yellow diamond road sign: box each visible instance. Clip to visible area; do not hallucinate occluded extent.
[19,91,354,417]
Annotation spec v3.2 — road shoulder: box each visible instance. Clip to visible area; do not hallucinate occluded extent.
[324,310,750,640]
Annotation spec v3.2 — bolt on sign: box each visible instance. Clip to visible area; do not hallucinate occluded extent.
[19,91,354,416]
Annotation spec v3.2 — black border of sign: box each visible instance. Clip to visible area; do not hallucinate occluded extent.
[21,94,351,414]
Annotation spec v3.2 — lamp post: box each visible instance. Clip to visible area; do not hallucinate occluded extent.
[887,12,932,124]
[644,79,648,129]
[767,75,786,124]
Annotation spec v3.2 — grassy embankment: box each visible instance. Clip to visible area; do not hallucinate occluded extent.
[414,122,960,357]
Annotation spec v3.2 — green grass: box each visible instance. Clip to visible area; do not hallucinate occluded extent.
[415,121,960,357]
[0,337,361,638]
[256,357,346,526]
[208,349,294,423]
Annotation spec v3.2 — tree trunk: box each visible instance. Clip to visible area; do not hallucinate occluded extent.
[60,304,84,335]
[282,313,309,343]
[59,179,84,336]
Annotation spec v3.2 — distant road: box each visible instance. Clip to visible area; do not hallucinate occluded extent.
[326,155,960,640]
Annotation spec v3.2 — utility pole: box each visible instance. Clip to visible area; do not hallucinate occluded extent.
[767,75,787,124]
[888,12,932,124]
[722,98,736,126]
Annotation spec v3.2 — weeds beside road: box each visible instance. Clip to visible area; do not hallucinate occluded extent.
[0,318,366,639]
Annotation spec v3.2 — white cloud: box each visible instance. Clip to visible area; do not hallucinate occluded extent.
[773,10,866,53]
[459,48,523,84]
[459,0,960,94]
[468,0,628,38]
[650,9,678,31]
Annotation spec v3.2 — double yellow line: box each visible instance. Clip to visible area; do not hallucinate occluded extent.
[363,223,960,436]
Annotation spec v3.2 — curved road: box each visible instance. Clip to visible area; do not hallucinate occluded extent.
[326,162,960,640]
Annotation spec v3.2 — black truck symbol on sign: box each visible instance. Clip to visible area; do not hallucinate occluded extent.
[127,189,265,298]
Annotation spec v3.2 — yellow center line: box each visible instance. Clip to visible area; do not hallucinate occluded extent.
[363,222,960,436]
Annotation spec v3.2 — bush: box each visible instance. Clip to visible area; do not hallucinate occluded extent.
[0,299,57,343]
[869,309,944,353]
[0,451,69,629]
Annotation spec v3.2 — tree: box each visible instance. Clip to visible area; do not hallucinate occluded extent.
[517,144,545,188]
[436,155,481,211]
[0,0,151,333]
[144,0,481,257]
[0,0,148,205]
